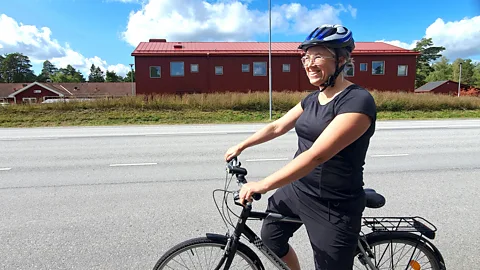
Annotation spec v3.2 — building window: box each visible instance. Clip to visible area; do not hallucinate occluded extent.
[360,63,367,71]
[242,64,250,72]
[170,62,184,76]
[372,61,385,75]
[215,66,223,75]
[22,97,37,103]
[253,62,267,76]
[191,64,199,73]
[150,66,161,78]
[344,63,354,77]
[397,65,408,76]
[282,64,290,72]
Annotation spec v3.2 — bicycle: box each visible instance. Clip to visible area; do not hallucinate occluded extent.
[153,157,446,270]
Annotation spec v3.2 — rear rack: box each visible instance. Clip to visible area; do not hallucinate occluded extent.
[362,216,437,240]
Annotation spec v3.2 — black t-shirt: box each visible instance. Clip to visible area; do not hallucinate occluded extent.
[292,84,377,201]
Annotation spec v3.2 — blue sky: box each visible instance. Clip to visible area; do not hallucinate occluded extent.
[0,0,479,77]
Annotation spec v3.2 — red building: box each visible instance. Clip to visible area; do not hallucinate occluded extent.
[0,82,134,104]
[414,80,473,95]
[131,39,420,95]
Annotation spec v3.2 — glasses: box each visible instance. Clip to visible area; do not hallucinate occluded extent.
[301,54,335,66]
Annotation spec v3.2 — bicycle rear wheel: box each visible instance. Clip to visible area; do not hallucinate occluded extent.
[354,232,443,270]
[152,236,264,270]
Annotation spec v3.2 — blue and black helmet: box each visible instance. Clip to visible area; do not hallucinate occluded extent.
[298,24,355,53]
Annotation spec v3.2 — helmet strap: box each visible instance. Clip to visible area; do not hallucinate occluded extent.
[319,49,346,92]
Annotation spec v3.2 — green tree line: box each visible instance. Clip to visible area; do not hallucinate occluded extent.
[0,53,135,83]
[413,38,480,88]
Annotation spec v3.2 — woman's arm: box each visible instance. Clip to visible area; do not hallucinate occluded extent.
[225,102,303,161]
[237,103,303,151]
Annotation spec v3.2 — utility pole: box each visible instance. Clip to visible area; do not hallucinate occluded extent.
[268,0,272,120]
[457,62,462,97]
[129,63,135,96]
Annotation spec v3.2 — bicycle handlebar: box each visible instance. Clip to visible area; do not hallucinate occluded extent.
[226,157,262,201]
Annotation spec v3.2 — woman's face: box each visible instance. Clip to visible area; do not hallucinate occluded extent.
[301,46,337,87]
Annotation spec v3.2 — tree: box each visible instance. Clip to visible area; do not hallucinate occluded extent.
[0,55,4,82]
[105,70,122,82]
[51,65,86,83]
[426,56,452,82]
[88,64,105,82]
[413,38,446,88]
[473,63,480,88]
[37,60,58,82]
[0,52,37,83]
[123,70,135,82]
[452,58,476,87]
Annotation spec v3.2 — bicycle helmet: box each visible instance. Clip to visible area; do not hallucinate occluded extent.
[298,24,355,91]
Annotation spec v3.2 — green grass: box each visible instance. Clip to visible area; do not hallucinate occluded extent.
[1,90,479,127]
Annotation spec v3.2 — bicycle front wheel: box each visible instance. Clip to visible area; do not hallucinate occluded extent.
[152,236,264,270]
[354,232,443,270]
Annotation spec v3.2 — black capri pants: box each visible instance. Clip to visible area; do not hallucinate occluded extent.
[260,183,366,270]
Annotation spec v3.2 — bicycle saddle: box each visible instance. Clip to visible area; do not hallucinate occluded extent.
[364,188,386,209]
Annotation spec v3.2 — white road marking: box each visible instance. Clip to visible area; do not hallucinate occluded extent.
[109,163,157,167]
[370,154,410,157]
[245,158,289,162]
[0,168,12,171]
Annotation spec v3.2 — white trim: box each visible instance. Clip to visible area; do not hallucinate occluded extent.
[59,84,73,95]
[8,82,65,97]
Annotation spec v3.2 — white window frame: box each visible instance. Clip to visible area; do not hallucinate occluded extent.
[397,65,408,76]
[190,64,199,73]
[149,66,161,78]
[372,61,385,75]
[360,63,367,71]
[253,62,267,76]
[22,97,37,103]
[215,66,223,75]
[170,61,185,77]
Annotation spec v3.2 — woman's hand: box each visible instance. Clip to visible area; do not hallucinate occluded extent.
[238,181,267,205]
[224,144,244,161]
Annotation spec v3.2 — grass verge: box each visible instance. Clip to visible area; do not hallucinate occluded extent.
[1,108,479,128]
[1,91,479,127]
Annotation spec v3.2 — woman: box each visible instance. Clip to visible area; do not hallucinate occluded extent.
[224,24,377,270]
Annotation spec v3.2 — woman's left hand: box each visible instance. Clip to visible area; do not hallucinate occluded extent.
[238,181,267,205]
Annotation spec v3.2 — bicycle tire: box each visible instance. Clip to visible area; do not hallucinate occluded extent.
[152,236,265,270]
[354,232,444,270]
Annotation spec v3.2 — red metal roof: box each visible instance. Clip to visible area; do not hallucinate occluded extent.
[131,40,419,56]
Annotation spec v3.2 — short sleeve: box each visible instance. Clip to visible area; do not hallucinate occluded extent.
[300,90,319,109]
[334,88,377,121]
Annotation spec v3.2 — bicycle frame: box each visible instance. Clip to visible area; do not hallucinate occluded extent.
[216,158,443,270]
[216,193,391,270]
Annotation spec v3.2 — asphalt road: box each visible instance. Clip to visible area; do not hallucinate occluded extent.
[0,119,479,269]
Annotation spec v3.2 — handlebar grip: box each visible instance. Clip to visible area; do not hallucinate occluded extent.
[252,193,261,200]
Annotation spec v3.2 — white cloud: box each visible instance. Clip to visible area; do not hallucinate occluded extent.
[0,14,65,63]
[376,16,480,61]
[0,14,130,78]
[426,16,480,60]
[121,0,357,46]
[374,39,418,50]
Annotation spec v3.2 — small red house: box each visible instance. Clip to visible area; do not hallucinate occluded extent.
[414,80,473,95]
[0,82,134,104]
[131,40,420,95]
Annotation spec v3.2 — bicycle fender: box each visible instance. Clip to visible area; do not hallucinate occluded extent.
[366,232,446,270]
[206,233,229,242]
